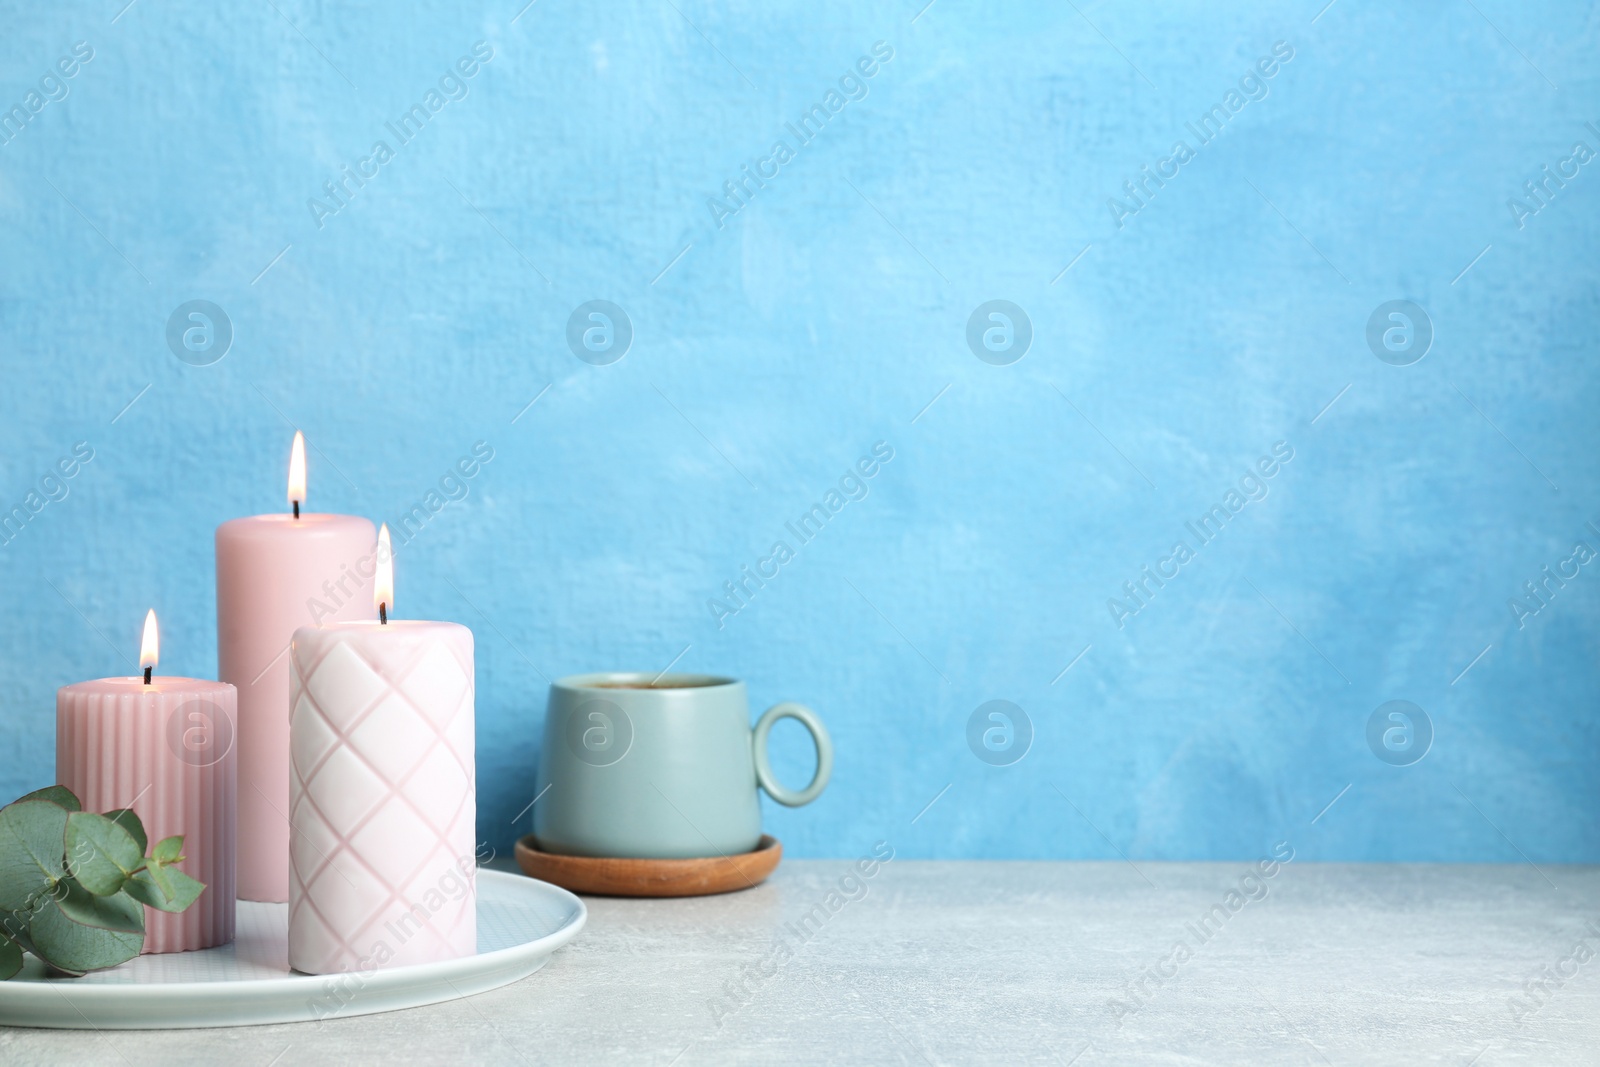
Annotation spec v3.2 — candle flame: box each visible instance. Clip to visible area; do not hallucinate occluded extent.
[139,609,159,672]
[287,431,306,511]
[374,524,393,615]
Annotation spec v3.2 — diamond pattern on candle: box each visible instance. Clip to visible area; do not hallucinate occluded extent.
[303,640,389,731]
[289,627,475,974]
[290,692,340,778]
[304,744,389,830]
[303,850,389,936]
[400,643,471,726]
[350,797,435,886]
[404,746,473,830]
[347,693,433,786]
[290,788,345,887]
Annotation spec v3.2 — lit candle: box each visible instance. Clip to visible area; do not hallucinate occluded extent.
[216,432,377,902]
[287,526,476,975]
[56,611,237,953]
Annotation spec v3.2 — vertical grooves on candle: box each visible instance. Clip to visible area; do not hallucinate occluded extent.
[57,683,236,956]
[193,725,204,949]
[194,728,206,946]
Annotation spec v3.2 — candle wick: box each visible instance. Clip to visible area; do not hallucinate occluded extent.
[379,603,387,625]
[142,666,152,685]
[293,500,300,519]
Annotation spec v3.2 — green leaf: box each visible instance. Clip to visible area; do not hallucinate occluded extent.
[102,810,147,857]
[119,875,162,912]
[53,878,144,934]
[126,863,205,913]
[0,935,20,980]
[64,812,143,897]
[151,835,182,865]
[0,800,70,913]
[3,923,37,962]
[29,879,143,975]
[16,786,80,812]
[0,895,41,955]
[144,858,173,900]
[160,866,205,913]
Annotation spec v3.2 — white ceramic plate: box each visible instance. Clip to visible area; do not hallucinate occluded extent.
[0,870,585,1029]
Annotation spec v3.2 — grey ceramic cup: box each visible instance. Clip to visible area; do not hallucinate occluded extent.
[534,672,833,859]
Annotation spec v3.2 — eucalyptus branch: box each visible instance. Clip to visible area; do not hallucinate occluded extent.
[0,786,205,978]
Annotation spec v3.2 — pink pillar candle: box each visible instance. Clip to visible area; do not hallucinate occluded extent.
[57,676,237,954]
[217,513,376,902]
[287,620,475,975]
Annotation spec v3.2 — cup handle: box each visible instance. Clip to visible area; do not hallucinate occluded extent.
[752,702,833,807]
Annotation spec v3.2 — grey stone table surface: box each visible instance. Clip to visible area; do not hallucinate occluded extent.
[2,859,1596,1066]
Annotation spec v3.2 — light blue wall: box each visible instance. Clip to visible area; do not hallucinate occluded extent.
[1,1,1595,863]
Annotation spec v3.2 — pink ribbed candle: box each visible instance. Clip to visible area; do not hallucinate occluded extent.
[287,620,475,975]
[57,676,237,954]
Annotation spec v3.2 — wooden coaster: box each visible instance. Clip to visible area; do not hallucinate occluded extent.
[514,834,782,898]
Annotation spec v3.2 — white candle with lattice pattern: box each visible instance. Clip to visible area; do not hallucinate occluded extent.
[286,528,475,975]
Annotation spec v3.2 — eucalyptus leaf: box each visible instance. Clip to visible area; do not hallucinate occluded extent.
[0,800,70,913]
[64,812,143,897]
[0,885,45,949]
[143,857,174,900]
[3,923,37,963]
[53,877,144,934]
[119,874,163,912]
[161,867,204,912]
[101,809,148,857]
[29,881,143,975]
[0,787,209,981]
[16,786,80,813]
[151,836,182,865]
[126,863,205,913]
